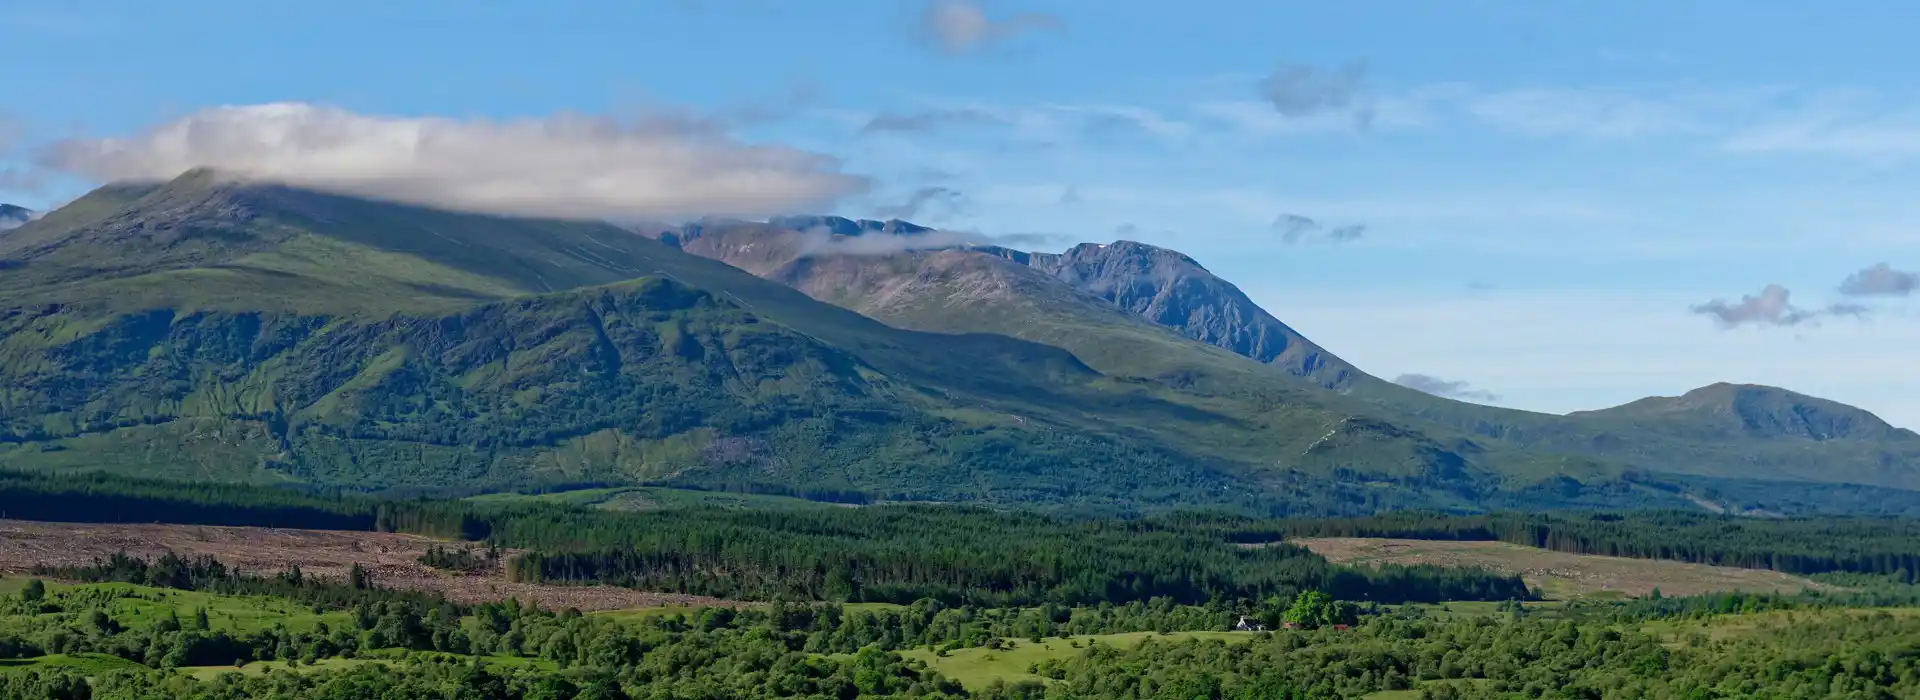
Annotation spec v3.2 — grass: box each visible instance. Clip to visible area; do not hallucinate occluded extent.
[181,650,555,680]
[1295,537,1826,600]
[586,605,712,624]
[1635,606,1920,646]
[898,631,1254,690]
[181,657,380,680]
[1387,600,1567,620]
[0,577,351,636]
[840,603,910,614]
[0,653,146,676]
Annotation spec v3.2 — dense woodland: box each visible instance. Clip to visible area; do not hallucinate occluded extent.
[492,507,1529,606]
[18,469,1920,594]
[0,472,1529,607]
[18,471,1920,602]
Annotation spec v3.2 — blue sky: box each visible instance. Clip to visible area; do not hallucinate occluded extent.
[5,0,1919,426]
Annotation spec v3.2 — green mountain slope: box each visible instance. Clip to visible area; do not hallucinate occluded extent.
[645,220,1649,495]
[0,172,1606,513]
[647,217,1920,494]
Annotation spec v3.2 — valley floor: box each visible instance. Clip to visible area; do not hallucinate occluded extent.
[1293,536,1826,599]
[0,519,735,611]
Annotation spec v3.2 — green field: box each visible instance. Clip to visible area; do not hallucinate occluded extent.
[898,631,1255,690]
[0,653,147,676]
[1386,600,1568,619]
[1635,606,1920,645]
[1296,537,1826,600]
[181,651,555,680]
[0,578,351,637]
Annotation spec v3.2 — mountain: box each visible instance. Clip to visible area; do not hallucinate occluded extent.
[0,171,1606,514]
[1574,383,1919,443]
[644,216,1920,497]
[7,176,1911,514]
[990,241,1359,389]
[0,204,32,231]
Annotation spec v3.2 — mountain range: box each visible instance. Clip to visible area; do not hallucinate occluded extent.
[2,173,1916,515]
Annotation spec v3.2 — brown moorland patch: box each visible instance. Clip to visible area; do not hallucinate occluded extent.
[1292,537,1829,599]
[0,518,739,612]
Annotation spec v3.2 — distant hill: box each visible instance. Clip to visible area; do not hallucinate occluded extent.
[1573,383,1917,443]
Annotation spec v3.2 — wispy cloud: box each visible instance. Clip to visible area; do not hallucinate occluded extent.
[1691,284,1868,328]
[858,102,1190,144]
[849,81,1920,165]
[1839,262,1919,297]
[38,102,869,220]
[1723,112,1920,157]
[1460,87,1705,139]
[1393,373,1502,402]
[861,108,1003,134]
[918,0,1061,56]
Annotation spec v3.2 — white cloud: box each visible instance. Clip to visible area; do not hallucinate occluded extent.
[40,102,869,220]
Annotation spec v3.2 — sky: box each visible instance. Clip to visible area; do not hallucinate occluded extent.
[3,0,1919,427]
